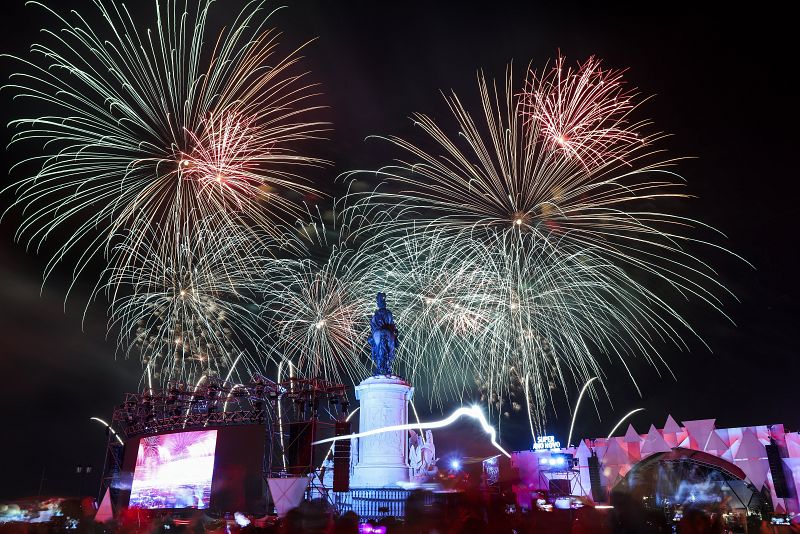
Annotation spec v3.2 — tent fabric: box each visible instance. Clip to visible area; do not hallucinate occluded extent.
[268,477,310,518]
[736,458,770,490]
[706,430,730,454]
[683,419,717,451]
[575,440,592,461]
[624,424,641,443]
[663,415,682,434]
[603,438,629,465]
[640,425,671,455]
[734,429,767,460]
[95,488,114,523]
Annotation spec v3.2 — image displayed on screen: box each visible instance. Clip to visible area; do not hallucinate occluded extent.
[129,429,218,510]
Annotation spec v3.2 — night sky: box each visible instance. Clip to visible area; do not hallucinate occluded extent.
[1,2,796,500]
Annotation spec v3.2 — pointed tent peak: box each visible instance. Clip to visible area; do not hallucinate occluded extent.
[734,428,767,460]
[95,488,114,523]
[624,424,641,443]
[575,440,592,459]
[705,430,729,453]
[663,414,682,434]
[603,438,630,466]
[775,502,787,515]
[683,419,717,450]
[640,424,671,455]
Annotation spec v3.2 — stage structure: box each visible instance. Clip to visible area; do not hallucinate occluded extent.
[273,376,349,477]
[102,376,281,513]
[100,373,350,517]
[111,376,280,439]
[537,453,584,498]
[509,416,800,521]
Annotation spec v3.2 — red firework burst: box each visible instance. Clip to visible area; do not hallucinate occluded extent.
[522,55,648,168]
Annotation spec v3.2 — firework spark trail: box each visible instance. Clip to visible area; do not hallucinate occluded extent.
[344,56,743,431]
[2,0,328,294]
[567,377,599,447]
[89,417,124,445]
[368,234,497,402]
[606,408,645,439]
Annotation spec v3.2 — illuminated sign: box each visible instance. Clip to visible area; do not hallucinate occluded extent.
[532,435,561,450]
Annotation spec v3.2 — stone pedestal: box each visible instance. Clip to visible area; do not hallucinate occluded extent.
[351,376,414,488]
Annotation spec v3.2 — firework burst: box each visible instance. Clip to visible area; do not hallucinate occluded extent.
[346,57,739,429]
[262,208,374,385]
[106,217,282,387]
[3,0,327,288]
[522,55,648,168]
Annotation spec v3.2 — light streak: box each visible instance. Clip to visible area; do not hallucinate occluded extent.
[146,361,153,394]
[606,408,645,439]
[312,405,511,458]
[183,374,207,425]
[90,417,123,445]
[318,407,360,471]
[222,384,247,413]
[524,373,535,443]
[223,354,244,386]
[410,400,426,445]
[277,360,291,470]
[567,377,599,447]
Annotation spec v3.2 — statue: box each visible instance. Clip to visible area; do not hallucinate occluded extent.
[369,292,398,375]
[408,430,423,476]
[420,430,438,476]
[408,429,438,481]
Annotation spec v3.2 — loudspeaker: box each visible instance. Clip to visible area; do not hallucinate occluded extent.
[766,442,790,498]
[333,421,351,492]
[287,420,316,475]
[588,452,606,502]
[548,478,571,496]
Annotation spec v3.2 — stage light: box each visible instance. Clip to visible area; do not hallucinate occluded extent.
[450,459,461,470]
[359,525,386,534]
[233,512,250,527]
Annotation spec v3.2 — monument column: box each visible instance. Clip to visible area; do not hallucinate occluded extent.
[351,376,414,487]
[350,292,413,488]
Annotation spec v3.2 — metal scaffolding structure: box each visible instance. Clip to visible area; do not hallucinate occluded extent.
[273,377,350,477]
[98,374,351,511]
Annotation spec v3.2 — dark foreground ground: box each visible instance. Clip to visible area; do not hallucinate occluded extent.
[2,489,798,534]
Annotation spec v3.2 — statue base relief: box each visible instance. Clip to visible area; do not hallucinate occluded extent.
[350,375,414,488]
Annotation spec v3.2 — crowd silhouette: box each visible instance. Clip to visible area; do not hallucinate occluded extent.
[2,488,799,534]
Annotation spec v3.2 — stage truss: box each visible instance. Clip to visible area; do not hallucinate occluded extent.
[99,374,350,507]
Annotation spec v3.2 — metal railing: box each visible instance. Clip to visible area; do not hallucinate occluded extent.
[329,488,437,520]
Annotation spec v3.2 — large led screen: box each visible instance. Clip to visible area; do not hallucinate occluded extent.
[129,429,218,509]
